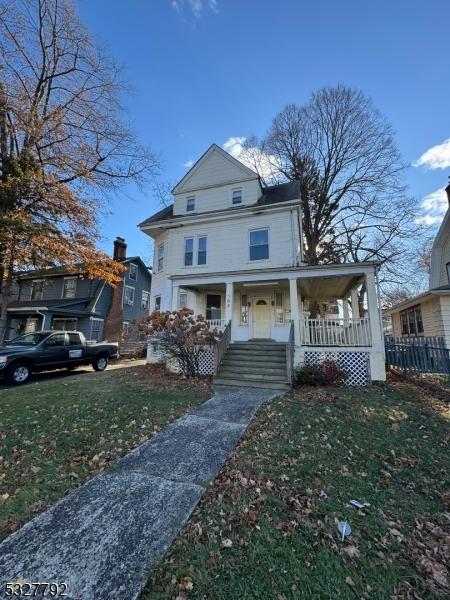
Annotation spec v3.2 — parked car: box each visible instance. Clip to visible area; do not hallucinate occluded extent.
[0,330,119,385]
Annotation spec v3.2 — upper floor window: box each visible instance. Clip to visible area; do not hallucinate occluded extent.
[198,236,207,265]
[154,295,161,311]
[129,263,138,281]
[184,238,194,266]
[31,280,44,301]
[400,305,424,336]
[62,276,77,299]
[249,228,269,261]
[124,285,135,306]
[232,188,243,205]
[142,290,151,309]
[186,196,195,212]
[157,243,164,272]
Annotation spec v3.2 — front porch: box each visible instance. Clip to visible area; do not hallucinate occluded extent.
[169,262,385,384]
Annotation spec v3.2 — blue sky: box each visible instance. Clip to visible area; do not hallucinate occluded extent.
[79,0,450,262]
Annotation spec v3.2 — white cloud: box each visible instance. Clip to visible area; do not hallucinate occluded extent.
[413,138,450,169]
[223,136,282,182]
[183,159,194,168]
[415,188,448,226]
[170,0,218,17]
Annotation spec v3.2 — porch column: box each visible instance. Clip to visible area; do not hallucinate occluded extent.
[225,282,234,323]
[289,278,301,347]
[366,269,386,381]
[343,297,350,320]
[171,284,179,310]
[351,288,360,318]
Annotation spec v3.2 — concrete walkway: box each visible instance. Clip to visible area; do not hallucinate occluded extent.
[0,386,278,600]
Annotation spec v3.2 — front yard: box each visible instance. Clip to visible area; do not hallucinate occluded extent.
[0,364,211,540]
[146,381,450,599]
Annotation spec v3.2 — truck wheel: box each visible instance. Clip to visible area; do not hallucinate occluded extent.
[6,362,32,385]
[92,354,108,372]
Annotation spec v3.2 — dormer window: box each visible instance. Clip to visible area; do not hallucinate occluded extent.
[186,196,195,212]
[232,188,242,205]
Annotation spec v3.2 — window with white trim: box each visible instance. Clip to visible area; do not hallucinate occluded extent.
[157,243,164,272]
[197,236,207,265]
[128,263,138,281]
[124,285,135,306]
[275,292,284,324]
[400,305,424,336]
[249,228,269,261]
[232,188,242,205]
[179,292,188,308]
[31,280,44,301]
[240,294,248,325]
[184,238,194,266]
[141,291,151,309]
[186,196,195,212]
[91,319,103,341]
[122,321,130,335]
[52,317,77,331]
[154,295,161,311]
[62,276,77,299]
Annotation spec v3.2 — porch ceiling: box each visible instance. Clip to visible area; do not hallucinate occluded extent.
[298,274,363,300]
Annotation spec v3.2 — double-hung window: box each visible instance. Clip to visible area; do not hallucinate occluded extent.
[184,238,194,266]
[142,291,151,309]
[62,276,77,299]
[186,196,195,212]
[179,292,188,308]
[129,263,138,282]
[197,236,207,265]
[400,305,424,336]
[31,280,44,301]
[124,285,135,306]
[232,188,242,205]
[157,243,164,272]
[154,295,161,311]
[249,228,269,261]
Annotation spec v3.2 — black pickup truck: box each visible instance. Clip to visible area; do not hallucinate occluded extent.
[0,331,119,385]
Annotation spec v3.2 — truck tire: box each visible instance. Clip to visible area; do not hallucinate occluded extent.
[6,362,32,385]
[92,354,108,372]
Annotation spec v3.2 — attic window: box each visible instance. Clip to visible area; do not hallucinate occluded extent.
[232,188,242,205]
[186,196,195,212]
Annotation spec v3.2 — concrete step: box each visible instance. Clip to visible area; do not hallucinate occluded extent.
[219,363,287,377]
[213,377,290,390]
[217,371,288,383]
[221,357,286,368]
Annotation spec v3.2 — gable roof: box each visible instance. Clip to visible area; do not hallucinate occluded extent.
[172,144,259,195]
[139,180,300,228]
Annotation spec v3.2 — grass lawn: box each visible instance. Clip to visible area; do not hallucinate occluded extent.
[0,364,211,540]
[146,381,450,600]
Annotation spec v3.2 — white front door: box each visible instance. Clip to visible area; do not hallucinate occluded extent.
[252,297,271,338]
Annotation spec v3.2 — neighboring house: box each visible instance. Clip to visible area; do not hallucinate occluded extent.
[139,144,385,387]
[2,238,152,345]
[388,181,450,346]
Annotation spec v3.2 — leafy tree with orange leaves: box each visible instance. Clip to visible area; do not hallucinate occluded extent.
[0,0,158,326]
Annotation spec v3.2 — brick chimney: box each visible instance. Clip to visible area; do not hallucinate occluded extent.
[113,237,127,261]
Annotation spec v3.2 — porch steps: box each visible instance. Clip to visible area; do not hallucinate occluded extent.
[213,341,291,390]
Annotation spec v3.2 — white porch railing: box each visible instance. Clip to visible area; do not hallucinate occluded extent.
[300,317,371,347]
[206,319,226,332]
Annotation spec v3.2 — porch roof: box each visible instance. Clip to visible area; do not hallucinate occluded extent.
[171,262,377,300]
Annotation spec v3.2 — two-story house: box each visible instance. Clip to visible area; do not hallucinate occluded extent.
[2,238,152,345]
[388,180,450,346]
[139,144,385,387]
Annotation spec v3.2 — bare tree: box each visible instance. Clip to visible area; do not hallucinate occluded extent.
[241,86,420,290]
[0,0,159,326]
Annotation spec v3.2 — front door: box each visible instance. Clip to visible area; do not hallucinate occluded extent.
[252,298,271,338]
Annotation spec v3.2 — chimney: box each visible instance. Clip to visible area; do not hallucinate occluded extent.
[113,237,127,261]
[446,177,450,206]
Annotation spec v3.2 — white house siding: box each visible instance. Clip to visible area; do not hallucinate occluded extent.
[166,210,300,277]
[437,231,450,286]
[439,296,450,346]
[173,179,261,216]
